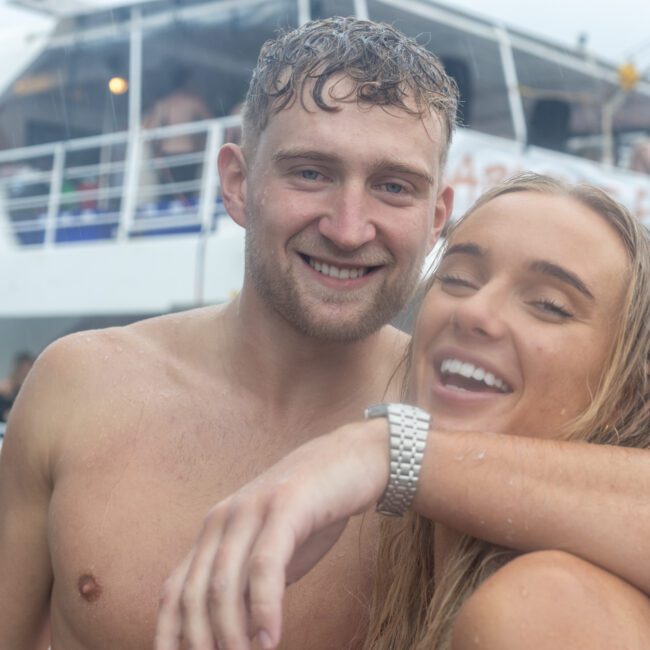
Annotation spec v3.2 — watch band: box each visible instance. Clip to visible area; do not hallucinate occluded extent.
[364,403,431,517]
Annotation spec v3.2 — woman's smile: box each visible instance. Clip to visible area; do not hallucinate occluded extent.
[412,190,628,437]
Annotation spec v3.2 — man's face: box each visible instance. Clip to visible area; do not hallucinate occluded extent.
[239,80,451,342]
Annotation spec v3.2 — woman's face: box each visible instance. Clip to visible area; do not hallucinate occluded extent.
[411,190,629,437]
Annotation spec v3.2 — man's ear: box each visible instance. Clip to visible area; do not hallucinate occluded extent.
[218,143,249,227]
[427,183,454,253]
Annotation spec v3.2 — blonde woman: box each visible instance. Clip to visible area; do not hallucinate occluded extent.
[157,174,650,650]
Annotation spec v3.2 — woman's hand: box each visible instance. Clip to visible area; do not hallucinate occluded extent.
[154,419,389,650]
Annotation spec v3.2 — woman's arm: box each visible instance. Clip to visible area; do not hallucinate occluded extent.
[155,417,650,650]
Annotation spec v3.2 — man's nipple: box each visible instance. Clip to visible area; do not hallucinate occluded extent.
[78,573,102,602]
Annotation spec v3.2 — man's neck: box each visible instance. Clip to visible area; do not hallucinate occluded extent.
[218,290,408,420]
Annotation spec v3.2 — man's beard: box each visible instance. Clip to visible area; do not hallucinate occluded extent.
[244,219,421,343]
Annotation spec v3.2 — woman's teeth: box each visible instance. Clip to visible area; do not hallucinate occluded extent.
[309,258,368,280]
[440,358,510,393]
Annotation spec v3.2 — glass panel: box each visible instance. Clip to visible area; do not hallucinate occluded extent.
[56,143,125,243]
[1,24,131,148]
[0,152,53,246]
[138,0,298,234]
[513,48,617,161]
[367,0,514,139]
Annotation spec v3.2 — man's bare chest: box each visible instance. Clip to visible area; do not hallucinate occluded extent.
[47,400,372,649]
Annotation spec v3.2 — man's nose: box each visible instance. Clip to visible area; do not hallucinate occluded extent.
[317,182,376,251]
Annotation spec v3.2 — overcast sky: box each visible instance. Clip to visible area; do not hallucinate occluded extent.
[0,0,648,90]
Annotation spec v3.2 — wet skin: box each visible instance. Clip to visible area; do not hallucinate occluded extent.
[411,191,628,438]
[0,86,452,649]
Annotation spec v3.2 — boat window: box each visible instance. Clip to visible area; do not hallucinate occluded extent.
[141,0,298,127]
[367,0,515,139]
[0,27,131,147]
[513,47,620,161]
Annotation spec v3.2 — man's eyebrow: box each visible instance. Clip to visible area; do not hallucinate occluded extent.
[272,150,435,185]
[272,149,338,164]
[371,160,435,186]
[530,260,594,299]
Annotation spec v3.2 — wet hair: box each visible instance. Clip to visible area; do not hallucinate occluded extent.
[364,173,650,649]
[241,17,459,158]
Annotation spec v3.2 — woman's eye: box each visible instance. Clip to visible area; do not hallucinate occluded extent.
[435,273,477,290]
[531,298,574,319]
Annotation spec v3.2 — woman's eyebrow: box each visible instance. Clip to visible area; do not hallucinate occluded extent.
[444,242,485,258]
[529,260,594,299]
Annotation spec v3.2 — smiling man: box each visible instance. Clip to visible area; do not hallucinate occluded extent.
[0,18,456,650]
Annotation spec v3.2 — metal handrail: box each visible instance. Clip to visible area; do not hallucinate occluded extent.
[0,116,237,246]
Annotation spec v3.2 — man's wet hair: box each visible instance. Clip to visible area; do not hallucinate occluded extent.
[241,17,459,156]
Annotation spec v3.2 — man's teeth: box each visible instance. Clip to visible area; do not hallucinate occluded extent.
[440,358,510,392]
[309,258,368,280]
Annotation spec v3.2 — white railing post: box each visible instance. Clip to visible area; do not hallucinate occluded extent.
[354,0,369,20]
[495,25,528,148]
[198,123,223,233]
[118,6,143,241]
[194,122,224,306]
[44,144,66,248]
[297,0,310,25]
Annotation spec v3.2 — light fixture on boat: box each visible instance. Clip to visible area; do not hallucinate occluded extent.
[108,76,128,95]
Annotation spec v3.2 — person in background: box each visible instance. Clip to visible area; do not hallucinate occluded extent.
[0,351,34,422]
[630,135,650,175]
[143,66,213,200]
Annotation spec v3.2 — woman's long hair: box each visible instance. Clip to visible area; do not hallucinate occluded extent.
[363,173,650,650]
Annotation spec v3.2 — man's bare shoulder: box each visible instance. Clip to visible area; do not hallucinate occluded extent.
[44,305,224,376]
[12,306,228,455]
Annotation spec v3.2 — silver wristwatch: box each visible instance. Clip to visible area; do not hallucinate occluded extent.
[364,403,431,517]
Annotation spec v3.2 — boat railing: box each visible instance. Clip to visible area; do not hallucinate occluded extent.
[0,114,242,248]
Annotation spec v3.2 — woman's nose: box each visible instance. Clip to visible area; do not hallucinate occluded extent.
[451,287,508,340]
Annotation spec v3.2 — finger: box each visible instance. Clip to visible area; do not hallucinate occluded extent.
[155,554,192,650]
[178,506,230,649]
[207,507,265,650]
[245,507,300,649]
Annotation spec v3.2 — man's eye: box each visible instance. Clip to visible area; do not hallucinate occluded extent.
[383,182,404,194]
[299,169,321,181]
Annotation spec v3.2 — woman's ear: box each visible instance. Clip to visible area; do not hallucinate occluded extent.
[218,143,249,227]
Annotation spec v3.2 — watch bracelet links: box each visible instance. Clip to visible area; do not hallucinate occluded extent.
[365,403,431,517]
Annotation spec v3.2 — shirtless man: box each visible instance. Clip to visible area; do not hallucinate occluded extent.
[0,18,456,650]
